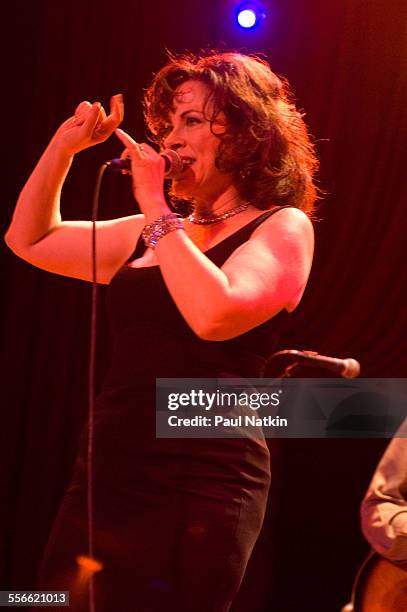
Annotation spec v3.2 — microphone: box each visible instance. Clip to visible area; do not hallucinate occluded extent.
[105,149,185,178]
[271,350,361,378]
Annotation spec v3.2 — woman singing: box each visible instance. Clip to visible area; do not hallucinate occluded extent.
[5,51,318,611]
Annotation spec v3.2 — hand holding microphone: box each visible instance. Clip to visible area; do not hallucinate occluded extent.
[106,147,184,178]
[112,128,181,221]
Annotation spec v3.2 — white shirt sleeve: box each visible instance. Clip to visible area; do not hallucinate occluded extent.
[360,418,407,562]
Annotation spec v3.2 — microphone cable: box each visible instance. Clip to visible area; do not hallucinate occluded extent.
[84,151,182,609]
[85,162,109,612]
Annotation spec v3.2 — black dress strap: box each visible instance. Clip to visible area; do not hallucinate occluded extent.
[245,205,293,231]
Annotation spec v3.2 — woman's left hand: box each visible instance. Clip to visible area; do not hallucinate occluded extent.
[115,128,169,221]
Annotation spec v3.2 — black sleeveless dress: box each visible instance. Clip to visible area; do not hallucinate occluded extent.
[37,207,291,612]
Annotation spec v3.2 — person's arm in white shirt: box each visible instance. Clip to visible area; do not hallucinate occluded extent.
[360,419,407,562]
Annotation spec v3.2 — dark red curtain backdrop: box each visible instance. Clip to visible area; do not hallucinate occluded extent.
[2,1,406,610]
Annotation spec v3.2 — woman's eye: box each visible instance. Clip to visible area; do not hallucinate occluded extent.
[186,117,201,126]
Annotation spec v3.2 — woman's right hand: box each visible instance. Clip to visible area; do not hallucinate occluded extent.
[50,93,124,156]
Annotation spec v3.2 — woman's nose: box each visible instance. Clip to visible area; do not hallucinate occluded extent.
[163,129,185,151]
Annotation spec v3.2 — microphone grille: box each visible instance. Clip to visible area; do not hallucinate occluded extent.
[162,149,184,178]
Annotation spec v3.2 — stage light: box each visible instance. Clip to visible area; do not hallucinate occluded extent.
[235,3,266,30]
[238,8,257,28]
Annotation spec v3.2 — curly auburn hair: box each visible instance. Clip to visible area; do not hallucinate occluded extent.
[143,50,320,215]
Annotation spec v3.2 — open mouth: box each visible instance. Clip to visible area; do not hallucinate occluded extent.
[180,157,196,170]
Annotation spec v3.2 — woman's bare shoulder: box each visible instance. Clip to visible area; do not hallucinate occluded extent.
[250,206,314,247]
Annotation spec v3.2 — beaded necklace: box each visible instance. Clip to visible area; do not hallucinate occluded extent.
[188,202,249,225]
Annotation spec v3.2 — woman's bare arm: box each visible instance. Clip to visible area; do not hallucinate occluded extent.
[6,214,146,284]
[152,206,314,340]
[4,95,142,283]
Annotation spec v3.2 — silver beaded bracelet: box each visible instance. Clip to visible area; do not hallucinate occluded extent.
[141,212,184,249]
